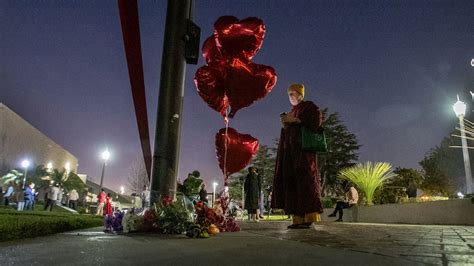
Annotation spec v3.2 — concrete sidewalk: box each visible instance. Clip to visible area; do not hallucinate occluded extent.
[1,221,473,265]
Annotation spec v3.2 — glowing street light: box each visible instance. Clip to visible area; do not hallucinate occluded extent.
[453,95,472,194]
[99,148,111,190]
[65,162,71,175]
[46,162,53,172]
[212,182,218,207]
[120,186,125,195]
[21,159,30,189]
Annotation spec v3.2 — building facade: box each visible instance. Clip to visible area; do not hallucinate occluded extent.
[0,103,78,176]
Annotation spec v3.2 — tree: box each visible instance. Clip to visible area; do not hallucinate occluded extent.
[226,144,277,203]
[227,169,246,204]
[392,167,424,187]
[419,134,470,196]
[319,108,361,196]
[373,167,424,204]
[250,144,276,192]
[1,169,23,185]
[338,162,396,205]
[127,156,149,194]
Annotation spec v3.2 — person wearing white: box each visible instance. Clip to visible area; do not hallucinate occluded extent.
[3,181,14,206]
[44,184,60,211]
[68,189,79,210]
[141,186,150,208]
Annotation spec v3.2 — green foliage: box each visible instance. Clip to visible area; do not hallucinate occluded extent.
[321,197,336,208]
[251,144,276,191]
[152,196,192,234]
[338,162,396,205]
[182,173,204,196]
[319,109,361,196]
[27,165,86,193]
[373,168,424,204]
[393,167,424,187]
[227,169,246,202]
[0,209,102,242]
[419,135,468,196]
[1,169,23,185]
[373,186,406,204]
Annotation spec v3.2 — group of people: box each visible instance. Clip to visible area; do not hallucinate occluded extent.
[43,183,80,211]
[95,189,114,216]
[2,181,37,211]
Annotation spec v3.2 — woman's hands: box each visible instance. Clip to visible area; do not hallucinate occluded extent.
[280,113,301,127]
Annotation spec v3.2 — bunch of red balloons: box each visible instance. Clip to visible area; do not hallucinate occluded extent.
[194,16,277,180]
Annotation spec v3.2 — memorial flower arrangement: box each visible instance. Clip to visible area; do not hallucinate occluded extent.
[104,195,240,238]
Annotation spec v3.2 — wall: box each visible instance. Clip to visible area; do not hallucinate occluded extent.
[0,103,78,176]
[322,199,474,225]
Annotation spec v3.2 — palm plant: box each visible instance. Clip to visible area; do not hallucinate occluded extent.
[1,170,23,185]
[338,162,396,205]
[47,169,85,192]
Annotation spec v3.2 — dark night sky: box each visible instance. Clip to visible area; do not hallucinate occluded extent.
[1,1,473,192]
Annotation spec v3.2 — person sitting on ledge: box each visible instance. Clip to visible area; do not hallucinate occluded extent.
[328,180,358,222]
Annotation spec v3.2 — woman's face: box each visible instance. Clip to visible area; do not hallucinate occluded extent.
[288,91,303,106]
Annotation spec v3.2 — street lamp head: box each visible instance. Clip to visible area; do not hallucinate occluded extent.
[213,182,218,188]
[21,159,30,168]
[46,162,53,171]
[102,149,111,161]
[453,95,466,118]
[65,162,71,172]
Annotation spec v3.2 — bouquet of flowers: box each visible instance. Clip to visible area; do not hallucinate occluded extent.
[152,195,193,234]
[122,210,144,233]
[104,211,124,232]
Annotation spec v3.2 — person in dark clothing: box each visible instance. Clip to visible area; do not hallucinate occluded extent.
[271,83,324,229]
[244,167,261,222]
[199,184,208,203]
[328,181,359,221]
[406,181,417,198]
[256,168,265,220]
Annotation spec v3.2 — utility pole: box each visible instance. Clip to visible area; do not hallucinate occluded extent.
[151,0,200,202]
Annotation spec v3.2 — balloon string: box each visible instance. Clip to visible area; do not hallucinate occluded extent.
[223,107,230,183]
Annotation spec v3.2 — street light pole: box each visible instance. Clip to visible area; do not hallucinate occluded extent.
[212,182,218,207]
[99,149,110,191]
[453,95,473,194]
[21,160,30,189]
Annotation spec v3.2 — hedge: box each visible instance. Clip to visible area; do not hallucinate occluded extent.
[0,209,103,242]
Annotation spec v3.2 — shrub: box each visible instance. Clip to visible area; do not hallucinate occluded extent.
[0,210,103,242]
[321,197,336,208]
[338,162,396,205]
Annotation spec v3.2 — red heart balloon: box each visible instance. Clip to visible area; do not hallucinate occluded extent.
[202,36,224,64]
[214,16,265,61]
[226,59,277,117]
[215,127,259,177]
[194,64,229,116]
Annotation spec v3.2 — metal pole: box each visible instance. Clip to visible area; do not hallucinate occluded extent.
[459,116,473,194]
[99,161,106,191]
[151,0,191,203]
[212,185,216,207]
[22,168,27,189]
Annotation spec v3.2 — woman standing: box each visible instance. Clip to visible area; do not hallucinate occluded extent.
[244,167,261,222]
[271,83,324,229]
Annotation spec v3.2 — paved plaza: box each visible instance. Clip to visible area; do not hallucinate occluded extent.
[1,221,473,265]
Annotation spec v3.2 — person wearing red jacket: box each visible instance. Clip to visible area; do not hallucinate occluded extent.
[104,193,113,216]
